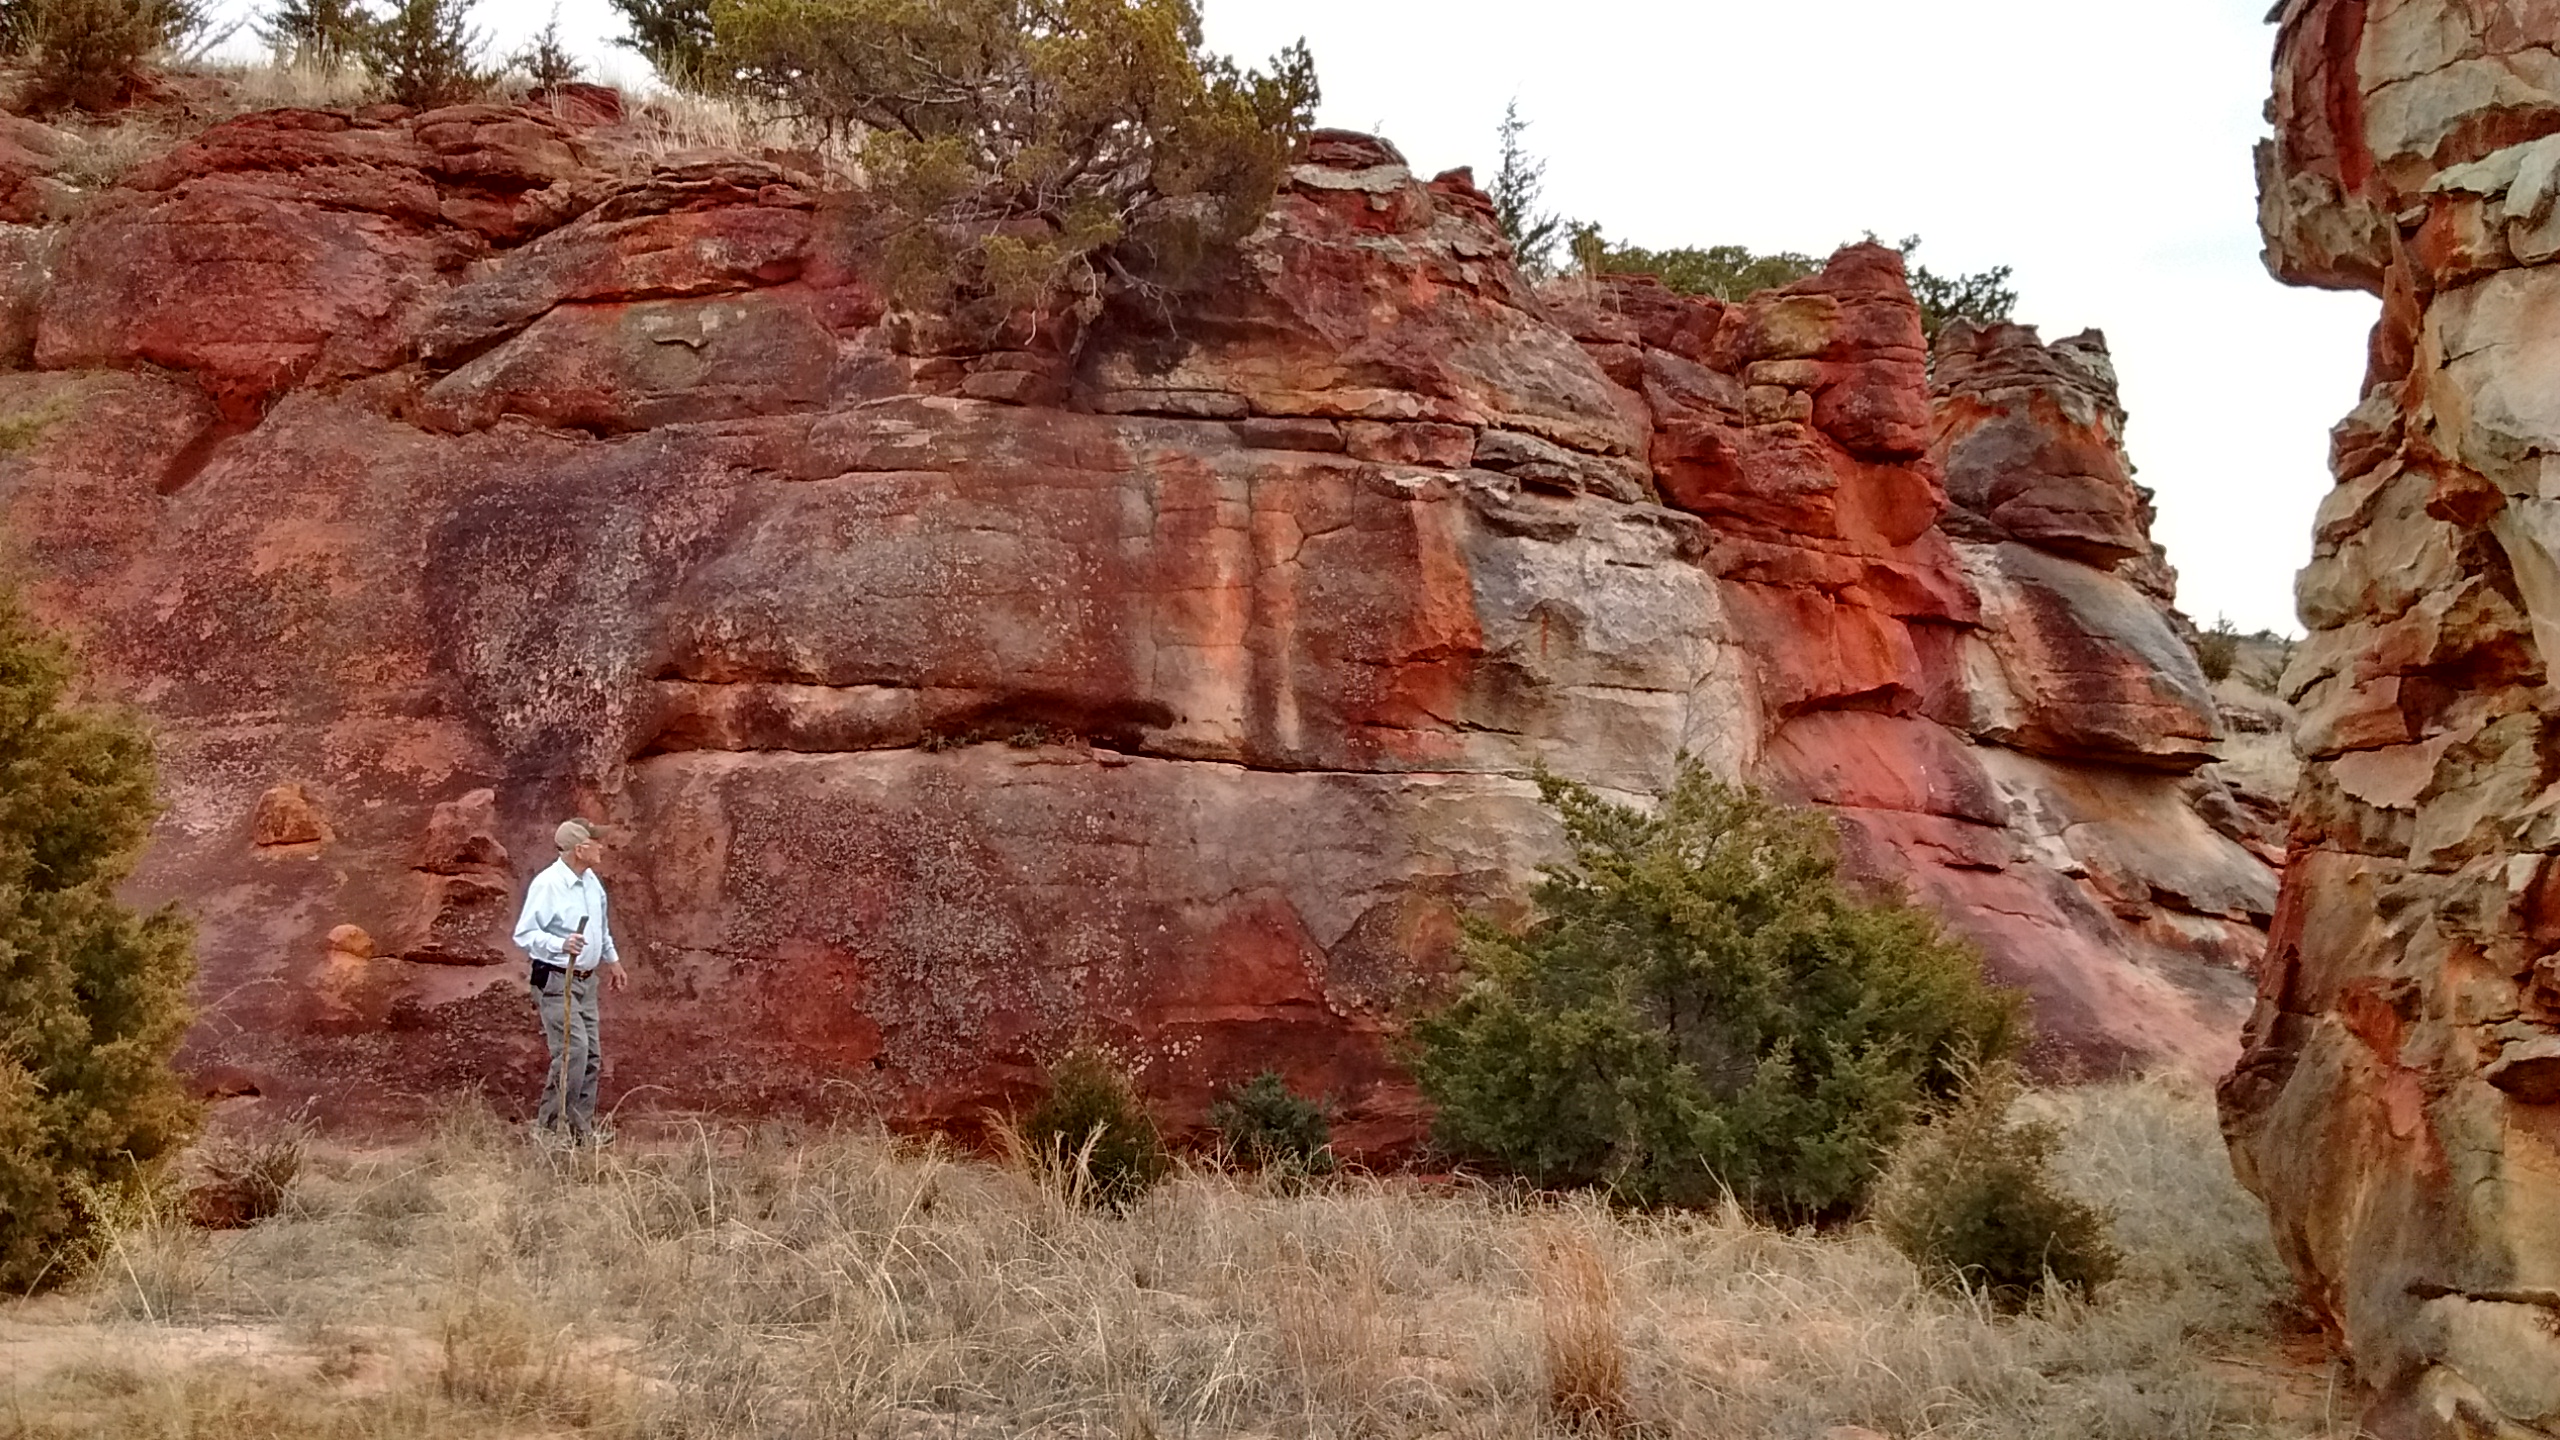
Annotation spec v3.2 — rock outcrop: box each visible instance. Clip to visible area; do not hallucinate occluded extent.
[2224,4,2560,1436]
[1547,275,2274,1072]
[0,100,2273,1146]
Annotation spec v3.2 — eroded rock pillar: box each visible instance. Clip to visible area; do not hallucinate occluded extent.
[2225,3,2560,1434]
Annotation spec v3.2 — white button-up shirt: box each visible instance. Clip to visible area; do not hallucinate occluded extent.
[512,858,620,973]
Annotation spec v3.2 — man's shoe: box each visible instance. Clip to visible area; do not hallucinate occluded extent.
[581,1124,615,1148]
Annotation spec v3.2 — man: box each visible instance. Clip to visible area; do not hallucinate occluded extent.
[512,818,630,1144]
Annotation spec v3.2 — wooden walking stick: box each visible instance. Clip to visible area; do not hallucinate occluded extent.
[549,916,588,1140]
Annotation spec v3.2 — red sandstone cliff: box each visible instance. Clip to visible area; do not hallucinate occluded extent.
[1547,275,2278,1076]
[2226,3,2560,1435]
[0,99,2273,1146]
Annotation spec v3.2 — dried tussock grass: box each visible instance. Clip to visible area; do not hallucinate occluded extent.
[184,1104,313,1229]
[194,59,377,116]
[44,117,169,191]
[0,1079,2350,1440]
[0,63,363,215]
[1532,1227,1627,1432]
[620,87,867,187]
[1269,1230,1396,1429]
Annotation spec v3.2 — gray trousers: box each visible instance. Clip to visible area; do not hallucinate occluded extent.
[534,966,602,1134]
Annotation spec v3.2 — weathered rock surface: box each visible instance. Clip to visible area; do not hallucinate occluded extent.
[0,114,76,226]
[1548,275,2273,1072]
[0,104,2273,1147]
[2225,4,2560,1436]
[250,782,326,847]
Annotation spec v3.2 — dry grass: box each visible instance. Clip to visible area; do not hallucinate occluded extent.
[182,1105,313,1229]
[201,62,870,186]
[0,1078,2351,1439]
[1532,1228,1627,1432]
[619,86,866,187]
[2,61,872,209]
[43,116,172,191]
[192,58,378,115]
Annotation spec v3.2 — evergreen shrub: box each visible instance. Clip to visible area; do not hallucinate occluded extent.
[5,0,204,111]
[702,0,1317,316]
[2195,616,2241,684]
[1411,760,2018,1223]
[1489,100,1561,277]
[1871,1065,2120,1309]
[1208,1070,1334,1177]
[1019,1046,1168,1210]
[359,0,487,108]
[508,10,581,89]
[0,593,197,1292]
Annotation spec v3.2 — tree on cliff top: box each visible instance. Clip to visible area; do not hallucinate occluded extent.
[1570,224,2016,340]
[0,0,208,110]
[1902,244,2017,341]
[1571,227,1824,304]
[1490,100,1564,277]
[605,0,711,81]
[1411,760,2019,1223]
[701,0,1318,314]
[359,0,491,108]
[256,0,371,70]
[0,593,197,1293]
[508,9,584,89]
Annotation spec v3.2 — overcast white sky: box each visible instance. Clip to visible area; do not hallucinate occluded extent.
[210,0,2373,635]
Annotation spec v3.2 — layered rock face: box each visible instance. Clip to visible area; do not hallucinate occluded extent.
[1546,274,2276,1072]
[2225,3,2560,1435]
[0,100,2270,1145]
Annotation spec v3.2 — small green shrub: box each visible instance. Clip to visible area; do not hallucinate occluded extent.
[1411,760,2019,1223]
[1002,722,1062,749]
[1872,1065,2120,1309]
[0,591,199,1292]
[7,0,205,111]
[2194,616,2241,684]
[0,398,68,456]
[1208,1071,1335,1177]
[1018,1046,1168,1210]
[359,0,488,108]
[508,8,581,88]
[2244,633,2299,694]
